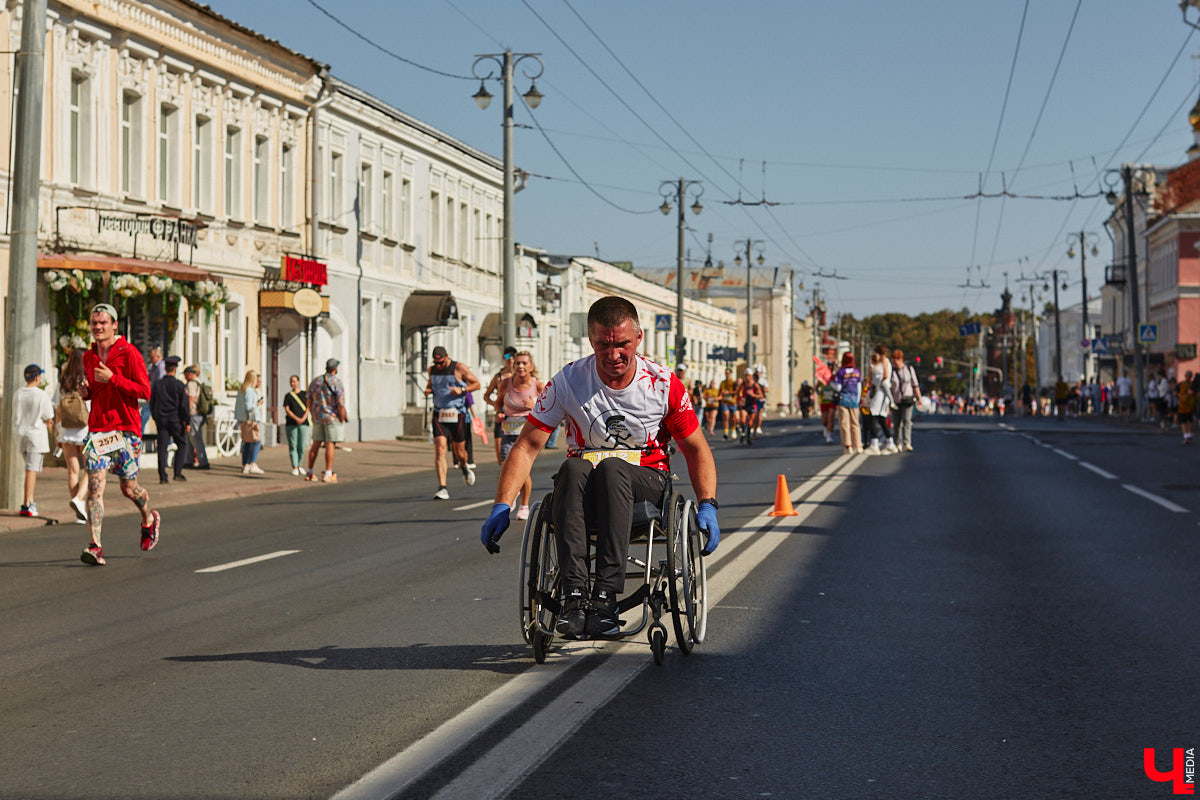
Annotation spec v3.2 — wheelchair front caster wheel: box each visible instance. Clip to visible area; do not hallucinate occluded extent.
[650,627,666,665]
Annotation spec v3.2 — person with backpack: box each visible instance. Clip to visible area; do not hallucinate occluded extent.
[182,365,211,470]
[832,352,863,454]
[890,349,923,452]
[55,350,91,522]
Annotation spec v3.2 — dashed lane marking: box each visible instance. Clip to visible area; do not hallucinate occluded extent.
[195,550,301,573]
[1052,448,1078,460]
[1078,462,1117,480]
[453,500,495,511]
[1122,484,1188,513]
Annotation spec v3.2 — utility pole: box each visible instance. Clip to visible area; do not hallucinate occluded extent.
[1122,165,1147,419]
[1053,269,1063,386]
[2,0,48,511]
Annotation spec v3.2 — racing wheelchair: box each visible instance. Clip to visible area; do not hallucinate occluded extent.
[517,470,707,665]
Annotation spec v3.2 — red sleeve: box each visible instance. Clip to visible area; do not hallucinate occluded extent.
[110,345,152,402]
[663,374,699,439]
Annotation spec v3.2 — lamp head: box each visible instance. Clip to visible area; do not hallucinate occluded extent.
[473,80,493,110]
[1067,247,1076,259]
[523,81,543,109]
[1105,190,1119,206]
[659,200,672,216]
[690,199,703,215]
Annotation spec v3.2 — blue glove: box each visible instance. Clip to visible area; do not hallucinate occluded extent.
[481,503,512,554]
[696,501,720,556]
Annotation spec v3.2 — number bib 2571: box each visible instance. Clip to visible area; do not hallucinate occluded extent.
[580,449,641,468]
[89,431,127,456]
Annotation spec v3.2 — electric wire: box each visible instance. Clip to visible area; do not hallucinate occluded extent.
[301,0,473,80]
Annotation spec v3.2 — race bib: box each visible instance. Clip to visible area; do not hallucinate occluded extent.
[437,409,460,423]
[502,417,526,436]
[89,431,127,456]
[580,449,642,468]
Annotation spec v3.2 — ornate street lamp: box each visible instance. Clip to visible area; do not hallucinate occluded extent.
[734,240,766,367]
[659,179,703,369]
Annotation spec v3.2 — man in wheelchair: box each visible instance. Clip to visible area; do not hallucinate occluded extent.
[481,296,720,639]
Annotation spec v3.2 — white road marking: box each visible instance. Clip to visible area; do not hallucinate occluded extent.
[1078,462,1117,480]
[453,499,495,511]
[1052,448,1078,460]
[332,454,865,800]
[1122,484,1188,513]
[194,550,301,573]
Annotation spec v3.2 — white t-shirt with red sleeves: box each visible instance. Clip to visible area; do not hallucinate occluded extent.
[528,354,698,471]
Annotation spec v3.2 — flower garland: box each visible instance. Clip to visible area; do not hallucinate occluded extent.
[42,268,227,363]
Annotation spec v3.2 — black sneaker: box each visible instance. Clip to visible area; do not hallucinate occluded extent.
[584,592,622,639]
[555,588,586,639]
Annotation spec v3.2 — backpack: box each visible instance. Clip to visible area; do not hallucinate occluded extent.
[59,391,88,428]
[195,382,215,416]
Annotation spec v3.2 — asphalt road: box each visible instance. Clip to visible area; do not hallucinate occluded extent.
[1,413,1196,799]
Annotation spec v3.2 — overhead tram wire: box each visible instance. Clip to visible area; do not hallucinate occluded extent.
[442,0,506,49]
[301,0,473,80]
[1028,26,1197,278]
[967,0,1030,309]
[982,0,1083,290]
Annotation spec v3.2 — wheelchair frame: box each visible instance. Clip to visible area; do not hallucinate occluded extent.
[518,474,708,665]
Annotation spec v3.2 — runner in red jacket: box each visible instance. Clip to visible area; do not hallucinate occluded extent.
[78,303,160,566]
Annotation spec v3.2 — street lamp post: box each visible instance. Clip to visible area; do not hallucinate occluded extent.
[734,239,765,368]
[472,50,544,351]
[1106,165,1150,419]
[1066,231,1100,382]
[659,180,702,370]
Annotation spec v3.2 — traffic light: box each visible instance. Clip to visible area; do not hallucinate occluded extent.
[972,364,979,376]
[678,336,687,361]
[915,356,921,366]
[935,356,943,369]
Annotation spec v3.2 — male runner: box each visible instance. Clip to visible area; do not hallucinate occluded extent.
[426,346,481,499]
[79,303,160,566]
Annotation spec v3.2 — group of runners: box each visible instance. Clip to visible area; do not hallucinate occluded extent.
[710,366,767,445]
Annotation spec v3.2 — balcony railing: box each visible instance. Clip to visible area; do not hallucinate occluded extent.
[1104,263,1126,286]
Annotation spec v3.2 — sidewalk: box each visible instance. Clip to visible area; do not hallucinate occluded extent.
[0,438,437,534]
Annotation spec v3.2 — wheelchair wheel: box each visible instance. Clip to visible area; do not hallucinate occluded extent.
[666,494,707,652]
[519,493,559,660]
[650,626,666,665]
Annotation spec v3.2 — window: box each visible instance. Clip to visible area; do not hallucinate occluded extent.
[158,104,180,205]
[401,177,412,242]
[381,298,396,362]
[193,116,212,211]
[221,302,242,386]
[69,73,92,186]
[472,208,481,266]
[280,145,293,228]
[445,195,455,259]
[430,190,441,253]
[382,171,395,239]
[459,202,469,264]
[224,126,242,218]
[360,294,376,360]
[329,152,343,223]
[120,92,142,195]
[359,163,372,231]
[253,134,269,223]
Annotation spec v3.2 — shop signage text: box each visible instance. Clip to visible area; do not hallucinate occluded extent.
[282,255,328,286]
[98,213,197,247]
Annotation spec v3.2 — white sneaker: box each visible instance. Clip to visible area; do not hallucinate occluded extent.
[462,465,476,486]
[69,497,87,521]
[904,444,914,452]
[249,463,265,474]
[516,505,530,520]
[867,443,881,455]
[433,487,450,500]
[885,441,899,453]
[291,467,300,476]
[243,465,251,475]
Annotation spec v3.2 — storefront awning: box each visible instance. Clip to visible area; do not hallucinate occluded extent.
[402,290,458,333]
[37,253,216,283]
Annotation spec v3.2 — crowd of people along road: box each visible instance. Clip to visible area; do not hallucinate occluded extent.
[794,346,924,455]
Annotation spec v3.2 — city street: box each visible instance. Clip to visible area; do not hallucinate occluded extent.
[1,414,1196,799]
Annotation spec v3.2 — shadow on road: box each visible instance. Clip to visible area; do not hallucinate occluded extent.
[164,642,530,673]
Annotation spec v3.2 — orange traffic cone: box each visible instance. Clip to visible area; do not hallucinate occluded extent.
[768,474,799,516]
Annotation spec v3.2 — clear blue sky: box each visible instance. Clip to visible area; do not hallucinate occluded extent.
[205,0,1200,318]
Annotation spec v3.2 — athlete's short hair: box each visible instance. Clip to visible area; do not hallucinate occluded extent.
[587,296,640,332]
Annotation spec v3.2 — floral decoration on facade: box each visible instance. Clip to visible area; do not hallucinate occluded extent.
[41,268,227,363]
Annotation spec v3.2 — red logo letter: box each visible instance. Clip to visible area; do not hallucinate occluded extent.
[1145,749,1195,795]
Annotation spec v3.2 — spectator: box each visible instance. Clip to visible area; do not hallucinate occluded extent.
[181,365,211,470]
[14,364,54,516]
[283,374,310,476]
[833,352,862,454]
[235,369,265,475]
[1178,371,1195,444]
[55,351,90,523]
[306,358,349,483]
[149,356,190,483]
[866,345,898,454]
[890,349,922,452]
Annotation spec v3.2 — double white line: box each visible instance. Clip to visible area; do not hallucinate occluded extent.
[333,453,866,800]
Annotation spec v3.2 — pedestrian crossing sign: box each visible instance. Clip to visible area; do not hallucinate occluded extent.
[1138,323,1158,344]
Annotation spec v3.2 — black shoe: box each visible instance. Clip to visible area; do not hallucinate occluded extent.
[159,477,170,484]
[584,593,621,639]
[174,474,187,481]
[555,589,587,639]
